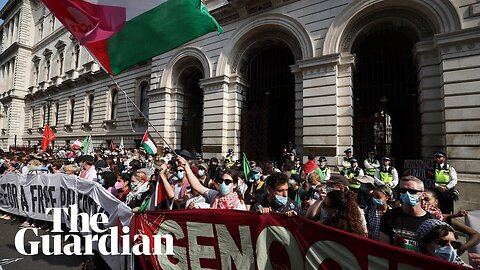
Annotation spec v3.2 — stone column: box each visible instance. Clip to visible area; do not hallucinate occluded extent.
[293,54,342,165]
[200,75,242,159]
[290,65,304,156]
[436,28,480,210]
[148,85,177,150]
[436,29,480,175]
[413,41,445,157]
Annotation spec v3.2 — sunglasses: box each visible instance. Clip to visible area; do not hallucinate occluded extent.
[398,188,423,194]
[437,239,462,250]
[215,178,233,185]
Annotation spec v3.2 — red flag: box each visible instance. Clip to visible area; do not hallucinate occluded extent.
[41,124,56,151]
[110,140,115,150]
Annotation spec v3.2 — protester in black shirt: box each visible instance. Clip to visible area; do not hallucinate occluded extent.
[252,172,301,217]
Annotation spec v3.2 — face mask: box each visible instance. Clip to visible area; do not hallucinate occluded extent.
[373,198,384,207]
[400,191,419,206]
[198,169,205,177]
[97,175,104,185]
[434,245,457,262]
[289,179,296,185]
[176,171,185,179]
[131,182,139,189]
[320,207,329,220]
[326,186,333,193]
[114,181,124,190]
[252,173,260,181]
[219,182,231,196]
[274,194,288,206]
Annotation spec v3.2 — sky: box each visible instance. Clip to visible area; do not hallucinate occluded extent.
[0,0,7,25]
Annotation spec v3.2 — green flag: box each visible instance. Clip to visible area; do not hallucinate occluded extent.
[242,153,252,180]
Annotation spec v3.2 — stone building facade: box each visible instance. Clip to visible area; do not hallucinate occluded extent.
[0,0,479,208]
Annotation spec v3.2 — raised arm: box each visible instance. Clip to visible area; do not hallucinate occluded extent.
[159,163,175,200]
[177,156,208,195]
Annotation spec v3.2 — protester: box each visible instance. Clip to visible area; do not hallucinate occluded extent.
[79,155,97,181]
[380,176,434,251]
[114,173,131,202]
[365,185,393,240]
[244,166,268,210]
[288,174,307,207]
[321,190,366,237]
[252,172,301,217]
[416,219,472,267]
[178,156,246,210]
[303,154,319,175]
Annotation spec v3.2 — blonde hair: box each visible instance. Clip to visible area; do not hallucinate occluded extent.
[63,164,80,174]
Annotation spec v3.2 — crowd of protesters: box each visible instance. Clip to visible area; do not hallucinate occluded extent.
[0,143,479,269]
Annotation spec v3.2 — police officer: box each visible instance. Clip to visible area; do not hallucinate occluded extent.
[291,156,302,175]
[342,158,364,191]
[318,156,330,182]
[364,150,380,177]
[433,151,458,214]
[342,148,353,170]
[374,156,398,189]
[225,148,236,168]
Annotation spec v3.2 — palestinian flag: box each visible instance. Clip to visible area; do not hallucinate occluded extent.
[141,130,157,155]
[42,0,223,75]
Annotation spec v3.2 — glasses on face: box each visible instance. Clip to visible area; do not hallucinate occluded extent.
[214,177,233,185]
[398,188,423,194]
[437,239,462,250]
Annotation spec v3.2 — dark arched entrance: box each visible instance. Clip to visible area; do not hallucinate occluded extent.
[241,47,295,163]
[352,26,421,172]
[180,66,203,153]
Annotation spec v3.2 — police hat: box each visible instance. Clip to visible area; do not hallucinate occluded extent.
[344,148,352,153]
[434,151,445,157]
[349,158,358,163]
[368,150,375,154]
[318,156,327,162]
[381,156,390,161]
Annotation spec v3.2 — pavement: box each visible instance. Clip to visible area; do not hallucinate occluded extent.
[0,217,87,270]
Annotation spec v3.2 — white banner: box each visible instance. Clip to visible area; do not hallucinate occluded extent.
[0,173,132,228]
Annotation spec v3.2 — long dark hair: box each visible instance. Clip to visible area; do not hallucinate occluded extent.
[327,190,366,237]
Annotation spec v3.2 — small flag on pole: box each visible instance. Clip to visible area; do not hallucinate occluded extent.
[41,124,56,151]
[120,136,124,150]
[81,135,93,154]
[72,139,83,149]
[242,153,252,180]
[141,131,157,155]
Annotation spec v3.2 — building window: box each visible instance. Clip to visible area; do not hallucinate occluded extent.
[34,64,39,85]
[73,45,80,69]
[140,82,150,118]
[45,59,51,81]
[53,102,59,126]
[68,98,75,124]
[110,89,118,120]
[3,105,8,130]
[50,16,55,32]
[40,105,45,126]
[30,107,35,128]
[58,52,64,76]
[38,22,43,40]
[87,94,94,123]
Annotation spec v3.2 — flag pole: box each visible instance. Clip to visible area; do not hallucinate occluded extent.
[108,74,176,154]
[80,45,177,156]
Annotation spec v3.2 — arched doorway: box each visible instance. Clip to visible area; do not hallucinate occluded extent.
[352,26,421,171]
[242,47,295,163]
[180,66,203,153]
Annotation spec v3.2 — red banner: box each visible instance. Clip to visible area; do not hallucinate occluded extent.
[132,210,468,270]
